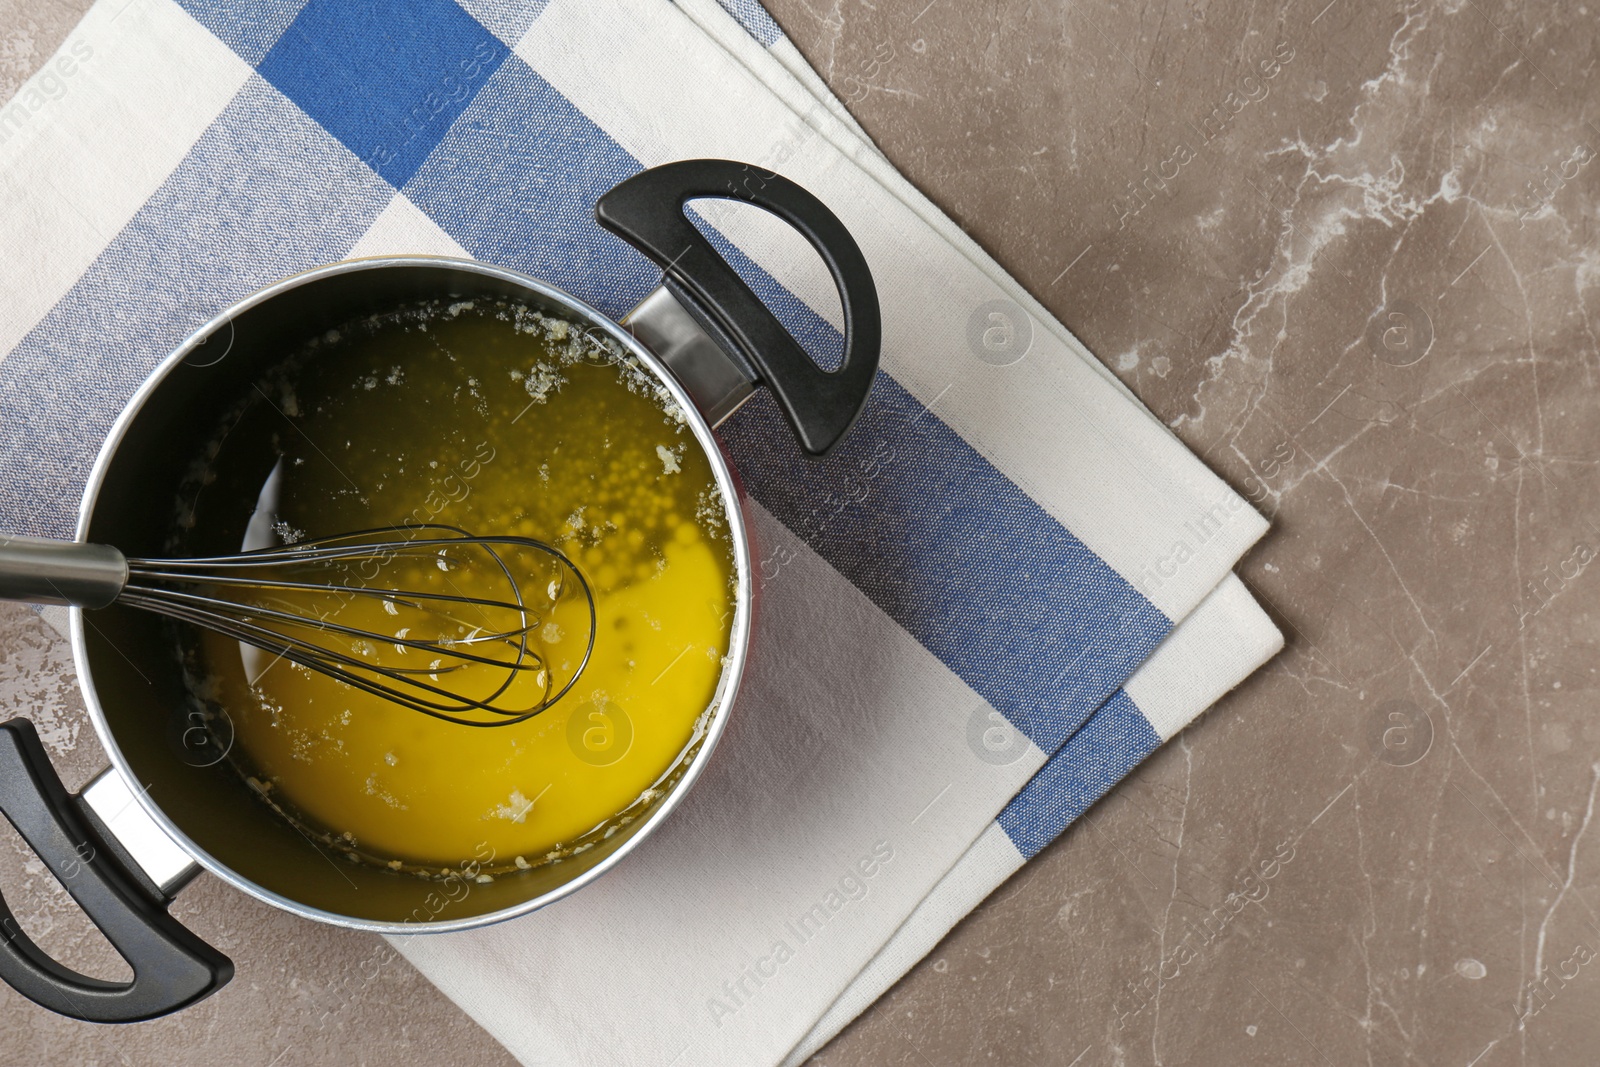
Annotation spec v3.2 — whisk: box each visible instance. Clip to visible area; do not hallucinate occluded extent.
[0,524,596,727]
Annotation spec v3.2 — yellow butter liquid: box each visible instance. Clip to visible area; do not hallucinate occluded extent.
[184,299,736,871]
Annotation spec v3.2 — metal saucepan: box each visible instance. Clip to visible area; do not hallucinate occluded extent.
[0,159,879,1022]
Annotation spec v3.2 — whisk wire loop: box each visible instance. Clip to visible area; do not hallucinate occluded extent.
[123,525,596,727]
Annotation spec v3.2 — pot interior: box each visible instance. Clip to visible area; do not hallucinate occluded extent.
[75,260,747,929]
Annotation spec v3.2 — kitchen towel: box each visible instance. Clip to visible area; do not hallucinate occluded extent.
[0,1,1278,1065]
[400,579,1273,1067]
[783,575,1282,1064]
[674,10,1288,1057]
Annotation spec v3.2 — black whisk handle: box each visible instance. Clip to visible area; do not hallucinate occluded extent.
[0,534,128,609]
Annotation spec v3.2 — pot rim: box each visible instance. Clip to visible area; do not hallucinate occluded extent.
[68,255,754,935]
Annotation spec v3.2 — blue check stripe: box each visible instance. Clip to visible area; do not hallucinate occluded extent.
[0,78,393,537]
[455,0,554,46]
[403,59,659,318]
[997,691,1160,858]
[177,0,308,66]
[711,0,785,46]
[258,0,511,187]
[0,0,1171,757]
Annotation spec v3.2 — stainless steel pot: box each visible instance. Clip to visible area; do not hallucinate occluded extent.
[0,160,879,1022]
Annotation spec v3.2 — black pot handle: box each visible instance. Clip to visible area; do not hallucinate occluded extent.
[596,159,881,457]
[0,719,231,1022]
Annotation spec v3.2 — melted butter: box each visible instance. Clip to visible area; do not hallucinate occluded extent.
[185,300,736,869]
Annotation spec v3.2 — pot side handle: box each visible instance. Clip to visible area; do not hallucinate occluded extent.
[596,159,881,457]
[0,719,231,1022]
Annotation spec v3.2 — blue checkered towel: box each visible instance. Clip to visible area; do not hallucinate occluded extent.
[0,0,1280,1062]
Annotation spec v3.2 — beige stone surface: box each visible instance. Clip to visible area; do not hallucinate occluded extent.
[3,0,1599,1064]
[764,0,1600,1064]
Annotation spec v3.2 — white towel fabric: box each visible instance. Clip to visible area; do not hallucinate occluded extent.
[783,575,1281,1063]
[0,0,1282,1064]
